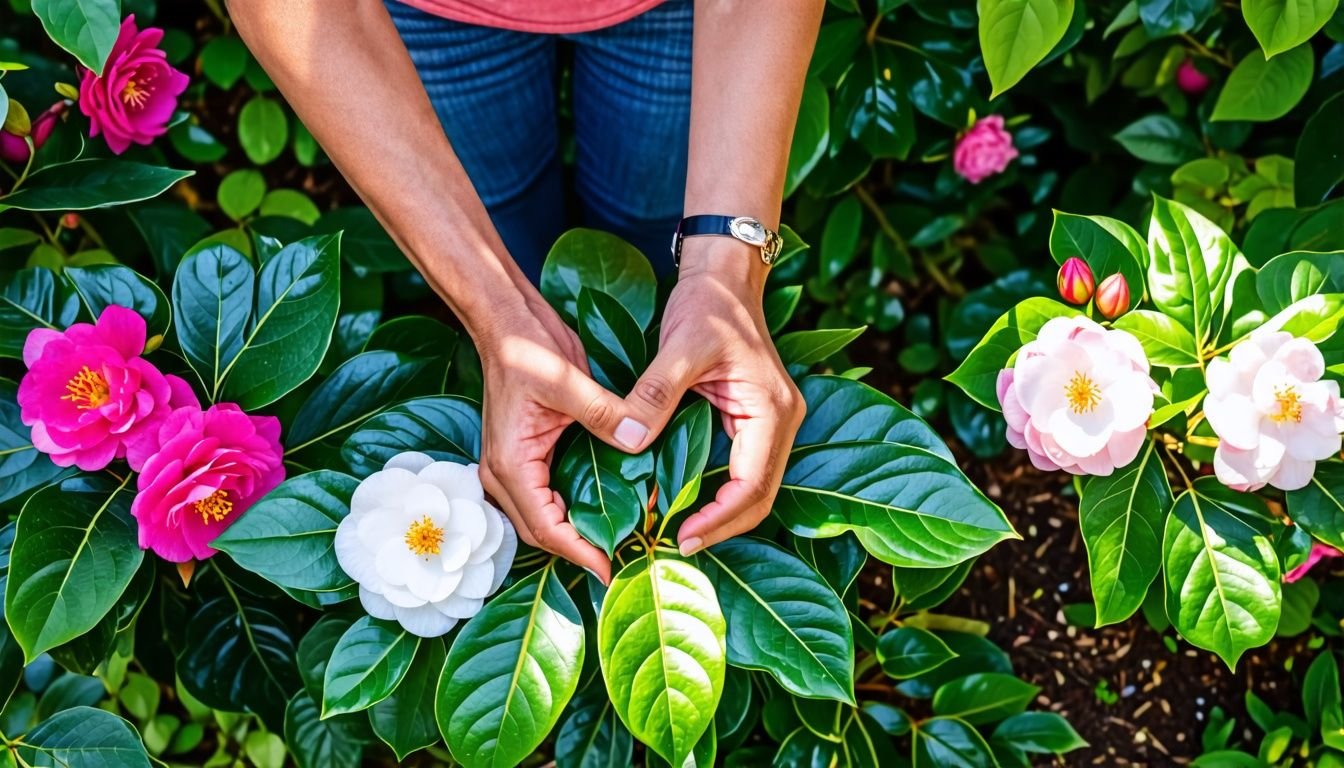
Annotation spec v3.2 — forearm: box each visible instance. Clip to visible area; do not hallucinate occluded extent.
[680,0,823,287]
[226,0,529,335]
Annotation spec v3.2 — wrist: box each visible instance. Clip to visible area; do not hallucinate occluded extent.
[676,237,769,297]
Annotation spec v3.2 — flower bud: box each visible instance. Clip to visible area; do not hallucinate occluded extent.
[1057,257,1095,305]
[1095,274,1130,319]
[1176,59,1211,95]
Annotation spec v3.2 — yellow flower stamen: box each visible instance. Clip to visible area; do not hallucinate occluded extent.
[405,516,444,557]
[1271,385,1303,423]
[121,79,149,108]
[1064,371,1102,414]
[194,490,234,525]
[62,365,110,410]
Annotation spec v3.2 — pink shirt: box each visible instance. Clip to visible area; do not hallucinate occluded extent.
[397,0,667,33]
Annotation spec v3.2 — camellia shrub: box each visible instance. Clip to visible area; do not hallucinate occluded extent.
[949,195,1344,667]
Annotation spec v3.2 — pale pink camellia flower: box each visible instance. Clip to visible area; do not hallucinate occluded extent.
[1284,542,1343,583]
[0,101,66,164]
[954,115,1019,184]
[997,316,1157,476]
[1205,332,1344,492]
[78,15,189,154]
[18,305,197,472]
[1176,59,1211,95]
[131,404,285,562]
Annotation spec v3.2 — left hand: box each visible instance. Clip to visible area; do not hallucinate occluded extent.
[617,239,805,556]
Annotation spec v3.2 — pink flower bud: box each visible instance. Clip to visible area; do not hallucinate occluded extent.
[60,213,81,230]
[1177,59,1210,95]
[1095,274,1130,319]
[1057,257,1095,305]
[0,101,65,164]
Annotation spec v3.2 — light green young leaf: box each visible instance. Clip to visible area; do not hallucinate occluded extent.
[1242,0,1340,58]
[977,0,1077,97]
[1211,45,1314,122]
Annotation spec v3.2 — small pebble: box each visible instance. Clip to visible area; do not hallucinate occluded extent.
[1141,659,1152,669]
[1196,711,1204,721]
[1121,685,1136,698]
[1196,697,1205,706]
[1059,582,1070,593]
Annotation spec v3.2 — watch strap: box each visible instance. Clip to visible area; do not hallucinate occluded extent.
[671,214,782,266]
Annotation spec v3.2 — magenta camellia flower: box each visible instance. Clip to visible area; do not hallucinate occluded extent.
[1205,332,1344,492]
[998,316,1157,476]
[19,305,197,472]
[131,404,285,562]
[1176,59,1211,95]
[1095,274,1130,319]
[1057,257,1096,305]
[78,15,189,154]
[0,101,65,164]
[954,115,1019,184]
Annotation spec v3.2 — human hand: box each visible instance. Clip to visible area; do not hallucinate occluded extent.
[619,239,805,556]
[471,289,638,584]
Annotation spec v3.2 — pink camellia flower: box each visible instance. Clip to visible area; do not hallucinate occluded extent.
[131,404,285,562]
[954,115,1019,184]
[998,316,1157,476]
[1095,274,1130,319]
[0,101,65,164]
[18,305,197,472]
[1057,257,1096,305]
[78,15,189,154]
[1176,59,1211,95]
[1284,542,1343,583]
[1205,332,1344,492]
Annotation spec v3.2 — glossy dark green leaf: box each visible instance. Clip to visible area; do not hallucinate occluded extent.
[371,636,444,760]
[1114,114,1203,165]
[64,264,171,340]
[947,297,1080,410]
[1146,195,1240,347]
[178,595,301,730]
[577,288,646,395]
[598,555,725,767]
[1256,251,1344,315]
[820,195,862,281]
[775,726,844,768]
[4,476,140,662]
[557,433,652,557]
[239,96,289,165]
[878,626,957,679]
[284,691,362,768]
[1163,478,1281,668]
[913,716,996,767]
[1296,92,1344,205]
[213,471,358,593]
[17,707,149,767]
[1211,45,1313,122]
[701,537,854,703]
[795,532,867,598]
[1138,0,1216,35]
[978,0,1076,97]
[31,0,120,73]
[843,707,902,768]
[342,396,481,477]
[892,560,973,611]
[776,327,866,368]
[1287,462,1344,550]
[898,46,978,128]
[991,711,1087,753]
[172,244,254,397]
[898,633,1013,699]
[312,207,409,274]
[1244,0,1339,57]
[1302,649,1341,733]
[0,268,78,360]
[787,78,829,197]
[655,400,712,516]
[0,160,191,212]
[322,617,418,717]
[1079,441,1172,626]
[795,376,954,461]
[437,566,585,768]
[296,614,355,701]
[287,351,428,452]
[765,286,804,335]
[932,673,1039,725]
[542,229,657,330]
[836,45,915,159]
[555,683,634,768]
[0,386,71,504]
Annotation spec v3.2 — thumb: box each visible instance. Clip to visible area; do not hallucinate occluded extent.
[555,367,654,453]
[616,352,697,453]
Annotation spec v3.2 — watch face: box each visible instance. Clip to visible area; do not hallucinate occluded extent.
[730,217,769,246]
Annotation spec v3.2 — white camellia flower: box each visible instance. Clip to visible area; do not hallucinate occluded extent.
[335,451,517,638]
[1205,331,1344,492]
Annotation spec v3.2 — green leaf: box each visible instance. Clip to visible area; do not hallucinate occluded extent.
[786,77,830,197]
[17,707,149,767]
[261,189,322,225]
[541,229,657,330]
[796,376,955,462]
[556,433,652,557]
[598,555,726,767]
[1261,293,1344,341]
[297,614,354,701]
[946,297,1080,410]
[217,234,341,409]
[1256,251,1344,314]
[1303,650,1342,733]
[0,388,71,504]
[700,537,854,703]
[1211,45,1314,122]
[655,400,712,517]
[913,716,997,767]
[837,45,915,160]
[977,0,1076,97]
[287,351,428,452]
[239,96,289,165]
[0,269,77,361]
[437,565,585,768]
[311,207,406,274]
[843,707,902,768]
[1163,478,1281,668]
[30,0,121,74]
[1113,311,1201,367]
[1287,462,1344,550]
[218,169,266,222]
[795,532,868,599]
[322,617,418,717]
[64,264,171,340]
[1079,441,1172,627]
[370,637,445,761]
[178,593,300,730]
[932,673,1039,725]
[1048,211,1147,299]
[878,626,957,679]
[1243,0,1340,57]
[577,288,646,395]
[776,326,866,367]
[1146,195,1240,347]
[284,691,362,768]
[199,35,250,88]
[172,244,254,397]
[820,195,862,281]
[1113,114,1204,165]
[1138,0,1217,35]
[341,396,481,477]
[213,470,359,593]
[555,684,634,768]
[4,476,140,662]
[0,160,191,212]
[991,712,1088,753]
[1296,93,1344,205]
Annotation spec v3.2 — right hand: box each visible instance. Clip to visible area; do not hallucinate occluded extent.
[471,290,647,584]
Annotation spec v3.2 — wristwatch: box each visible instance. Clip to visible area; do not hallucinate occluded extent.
[671,214,784,267]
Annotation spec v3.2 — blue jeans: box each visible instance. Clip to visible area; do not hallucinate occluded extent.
[386,0,693,281]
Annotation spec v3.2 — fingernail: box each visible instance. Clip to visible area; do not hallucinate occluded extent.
[679,537,703,557]
[614,418,649,449]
